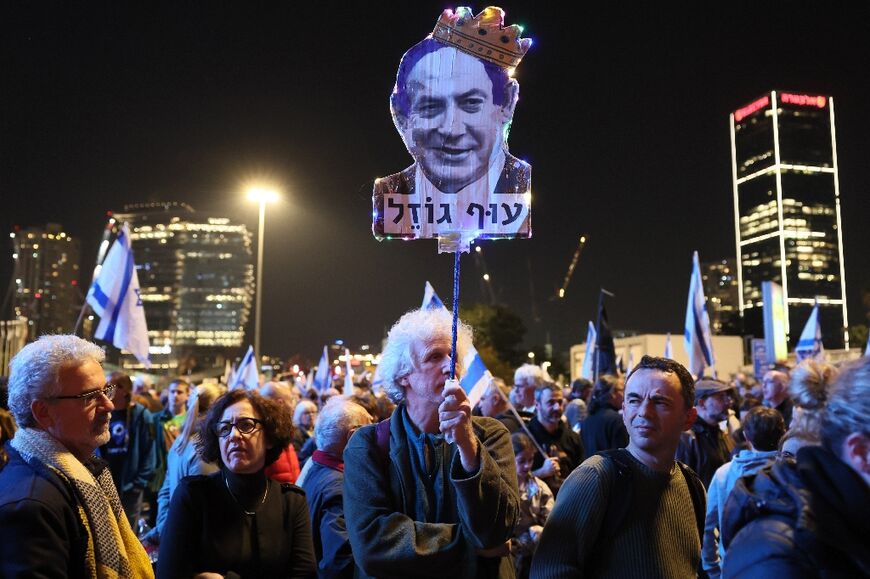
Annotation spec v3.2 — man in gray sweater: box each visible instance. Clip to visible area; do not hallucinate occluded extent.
[531,356,706,578]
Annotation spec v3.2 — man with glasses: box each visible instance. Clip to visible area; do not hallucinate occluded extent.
[676,378,736,488]
[0,335,154,578]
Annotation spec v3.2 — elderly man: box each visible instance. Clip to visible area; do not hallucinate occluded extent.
[676,378,735,488]
[722,356,870,577]
[532,356,705,578]
[373,7,532,242]
[473,376,509,418]
[0,335,154,578]
[762,369,794,426]
[498,363,543,434]
[300,397,372,579]
[344,308,519,579]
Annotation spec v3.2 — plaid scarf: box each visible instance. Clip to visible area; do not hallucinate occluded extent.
[11,428,154,579]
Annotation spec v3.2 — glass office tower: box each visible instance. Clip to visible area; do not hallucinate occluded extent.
[730,91,848,348]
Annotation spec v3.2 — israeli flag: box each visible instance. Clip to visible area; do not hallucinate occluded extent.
[580,322,597,380]
[344,348,354,393]
[230,346,259,391]
[684,251,716,378]
[795,303,824,362]
[86,223,150,368]
[313,346,331,391]
[422,281,446,310]
[421,281,490,407]
[664,332,673,359]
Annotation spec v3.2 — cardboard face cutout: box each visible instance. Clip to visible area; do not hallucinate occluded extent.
[372,7,532,249]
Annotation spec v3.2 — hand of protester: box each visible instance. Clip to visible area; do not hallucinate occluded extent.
[193,573,223,579]
[533,456,561,478]
[477,540,511,558]
[529,525,544,542]
[439,381,479,472]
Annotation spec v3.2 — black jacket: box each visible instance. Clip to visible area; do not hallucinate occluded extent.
[0,443,90,579]
[721,445,870,578]
[580,404,628,456]
[676,418,732,488]
[527,416,585,496]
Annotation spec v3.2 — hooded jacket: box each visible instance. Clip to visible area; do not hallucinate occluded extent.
[720,445,870,578]
[702,449,778,577]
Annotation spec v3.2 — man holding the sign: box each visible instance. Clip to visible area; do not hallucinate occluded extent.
[343,307,519,578]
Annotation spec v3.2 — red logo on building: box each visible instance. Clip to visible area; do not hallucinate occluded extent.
[780,93,827,108]
[734,96,770,122]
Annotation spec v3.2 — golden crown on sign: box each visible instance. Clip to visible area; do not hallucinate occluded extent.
[432,6,532,69]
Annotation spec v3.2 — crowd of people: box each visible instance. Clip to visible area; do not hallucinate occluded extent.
[0,312,867,578]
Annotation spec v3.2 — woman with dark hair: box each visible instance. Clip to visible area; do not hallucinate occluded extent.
[157,389,316,578]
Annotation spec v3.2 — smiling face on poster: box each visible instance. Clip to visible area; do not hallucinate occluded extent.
[372,7,533,248]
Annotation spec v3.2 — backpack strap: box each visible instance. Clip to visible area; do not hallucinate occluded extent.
[676,460,706,544]
[595,449,634,550]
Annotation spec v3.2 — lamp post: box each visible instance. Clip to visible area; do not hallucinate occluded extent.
[247,187,278,365]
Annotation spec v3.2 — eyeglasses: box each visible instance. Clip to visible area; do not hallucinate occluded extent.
[50,383,116,404]
[213,417,263,438]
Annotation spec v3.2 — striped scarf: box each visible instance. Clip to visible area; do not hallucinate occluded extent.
[11,428,154,579]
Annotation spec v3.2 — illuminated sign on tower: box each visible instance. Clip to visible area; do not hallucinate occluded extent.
[730,91,849,349]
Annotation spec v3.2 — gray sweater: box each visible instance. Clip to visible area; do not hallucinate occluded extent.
[531,453,701,578]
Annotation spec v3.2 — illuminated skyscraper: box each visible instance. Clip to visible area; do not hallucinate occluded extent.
[730,91,848,348]
[111,202,255,371]
[10,223,81,339]
[701,259,740,335]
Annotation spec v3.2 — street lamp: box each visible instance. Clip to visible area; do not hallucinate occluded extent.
[247,187,279,364]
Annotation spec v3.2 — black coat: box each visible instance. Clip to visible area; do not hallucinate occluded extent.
[0,444,90,579]
[721,446,870,578]
[580,405,628,456]
[676,418,732,488]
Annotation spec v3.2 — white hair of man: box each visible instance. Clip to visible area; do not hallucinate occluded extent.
[378,307,473,404]
[7,335,105,428]
[293,399,318,427]
[314,397,371,454]
[513,363,543,388]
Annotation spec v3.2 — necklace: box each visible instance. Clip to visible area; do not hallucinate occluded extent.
[224,475,269,516]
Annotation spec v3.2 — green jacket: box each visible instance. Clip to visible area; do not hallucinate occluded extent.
[344,405,519,579]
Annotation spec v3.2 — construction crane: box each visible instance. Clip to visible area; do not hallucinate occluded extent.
[556,234,588,300]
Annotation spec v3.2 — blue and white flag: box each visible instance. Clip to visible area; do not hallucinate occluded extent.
[313,346,331,391]
[421,281,490,407]
[664,332,673,359]
[230,346,259,391]
[684,251,716,378]
[422,281,446,310]
[795,303,824,362]
[86,223,150,367]
[580,322,597,381]
[344,348,354,393]
[625,348,635,375]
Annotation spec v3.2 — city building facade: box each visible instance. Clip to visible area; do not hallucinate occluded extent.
[730,91,848,348]
[111,202,255,372]
[10,223,81,339]
[701,259,740,335]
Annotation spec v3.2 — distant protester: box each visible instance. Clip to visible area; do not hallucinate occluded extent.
[300,397,371,578]
[581,374,628,456]
[702,406,785,578]
[511,432,554,579]
[147,382,224,544]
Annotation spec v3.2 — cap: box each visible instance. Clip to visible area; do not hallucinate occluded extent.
[694,378,732,403]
